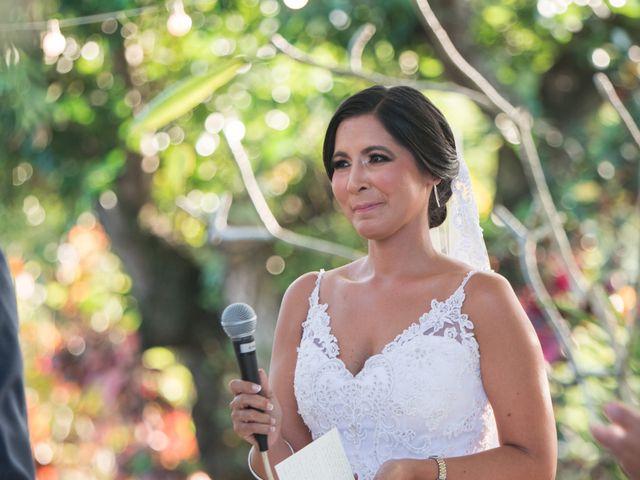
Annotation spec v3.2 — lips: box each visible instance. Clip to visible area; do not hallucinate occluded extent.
[351,202,384,213]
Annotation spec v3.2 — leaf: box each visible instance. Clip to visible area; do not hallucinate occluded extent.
[129,58,248,138]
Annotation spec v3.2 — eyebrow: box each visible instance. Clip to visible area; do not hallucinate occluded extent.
[332,145,395,159]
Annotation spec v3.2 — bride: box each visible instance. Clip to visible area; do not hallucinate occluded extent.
[228,85,557,480]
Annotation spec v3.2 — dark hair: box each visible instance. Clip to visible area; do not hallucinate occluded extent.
[322,85,459,228]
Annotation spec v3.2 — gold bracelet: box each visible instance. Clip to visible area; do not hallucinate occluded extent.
[429,455,447,480]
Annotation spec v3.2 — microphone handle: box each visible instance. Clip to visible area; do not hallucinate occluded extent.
[233,336,269,452]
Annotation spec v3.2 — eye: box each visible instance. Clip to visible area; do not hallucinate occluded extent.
[331,158,350,170]
[368,153,391,164]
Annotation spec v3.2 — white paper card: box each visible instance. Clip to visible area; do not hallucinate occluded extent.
[274,428,353,480]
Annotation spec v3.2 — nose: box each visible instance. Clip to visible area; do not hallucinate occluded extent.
[346,159,369,194]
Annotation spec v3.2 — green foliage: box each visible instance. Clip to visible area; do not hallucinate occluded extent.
[128,58,248,142]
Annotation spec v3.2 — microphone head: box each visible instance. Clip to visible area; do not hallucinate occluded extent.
[221,302,257,340]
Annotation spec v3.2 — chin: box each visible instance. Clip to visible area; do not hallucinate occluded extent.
[354,226,391,241]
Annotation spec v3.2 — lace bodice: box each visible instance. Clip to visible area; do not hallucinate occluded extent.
[294,270,499,480]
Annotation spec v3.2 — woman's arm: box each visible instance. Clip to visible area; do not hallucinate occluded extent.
[374,271,557,480]
[265,271,317,452]
[229,272,317,479]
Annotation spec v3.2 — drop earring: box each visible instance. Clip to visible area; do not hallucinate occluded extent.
[433,184,441,208]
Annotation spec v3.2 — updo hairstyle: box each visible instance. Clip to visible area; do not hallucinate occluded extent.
[322,85,459,229]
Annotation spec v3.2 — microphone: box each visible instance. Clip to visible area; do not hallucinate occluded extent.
[221,302,269,452]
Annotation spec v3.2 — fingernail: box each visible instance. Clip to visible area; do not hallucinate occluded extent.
[270,426,276,432]
[267,403,274,411]
[271,418,276,425]
[252,384,261,393]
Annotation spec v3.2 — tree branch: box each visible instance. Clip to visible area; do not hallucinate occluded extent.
[593,73,640,149]
[270,33,495,110]
[593,72,640,402]
[349,23,376,72]
[493,204,603,414]
[412,0,519,117]
[217,130,364,261]
[412,0,589,297]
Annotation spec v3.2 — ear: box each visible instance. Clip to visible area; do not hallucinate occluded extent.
[425,175,441,187]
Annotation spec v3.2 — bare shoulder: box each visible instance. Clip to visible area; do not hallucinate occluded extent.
[277,271,320,327]
[282,271,320,304]
[271,271,320,362]
[307,259,365,290]
[463,270,540,350]
[275,263,357,339]
[465,270,515,304]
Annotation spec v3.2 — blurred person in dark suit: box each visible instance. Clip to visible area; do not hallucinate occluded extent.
[0,249,35,479]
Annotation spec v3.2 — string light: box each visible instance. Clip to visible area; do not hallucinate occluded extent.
[283,0,309,9]
[0,6,158,32]
[0,4,189,60]
[42,19,66,57]
[167,0,192,37]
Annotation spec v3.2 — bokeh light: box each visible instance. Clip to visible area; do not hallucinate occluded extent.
[167,0,192,37]
[42,20,66,57]
[283,0,308,10]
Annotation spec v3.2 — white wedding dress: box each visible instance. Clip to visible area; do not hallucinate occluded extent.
[294,269,499,480]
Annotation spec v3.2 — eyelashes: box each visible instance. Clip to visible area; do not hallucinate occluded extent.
[331,159,350,170]
[331,153,393,170]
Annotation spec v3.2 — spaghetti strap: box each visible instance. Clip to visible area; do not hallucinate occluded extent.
[309,269,325,307]
[458,270,478,292]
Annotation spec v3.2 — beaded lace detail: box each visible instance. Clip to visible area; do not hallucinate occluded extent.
[294,270,499,480]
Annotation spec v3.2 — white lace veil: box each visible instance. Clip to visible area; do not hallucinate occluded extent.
[429,145,491,272]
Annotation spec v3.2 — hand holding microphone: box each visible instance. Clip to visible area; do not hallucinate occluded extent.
[228,369,282,448]
[222,303,282,479]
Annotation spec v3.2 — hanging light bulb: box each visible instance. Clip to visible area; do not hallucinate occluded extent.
[283,0,309,9]
[42,19,66,57]
[167,0,192,37]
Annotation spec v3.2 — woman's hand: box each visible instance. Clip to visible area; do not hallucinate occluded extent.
[229,368,283,449]
[372,459,419,480]
[591,402,640,480]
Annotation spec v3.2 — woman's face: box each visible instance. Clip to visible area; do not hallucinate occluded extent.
[330,114,434,240]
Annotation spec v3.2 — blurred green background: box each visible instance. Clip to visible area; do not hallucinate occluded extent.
[1,0,639,478]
